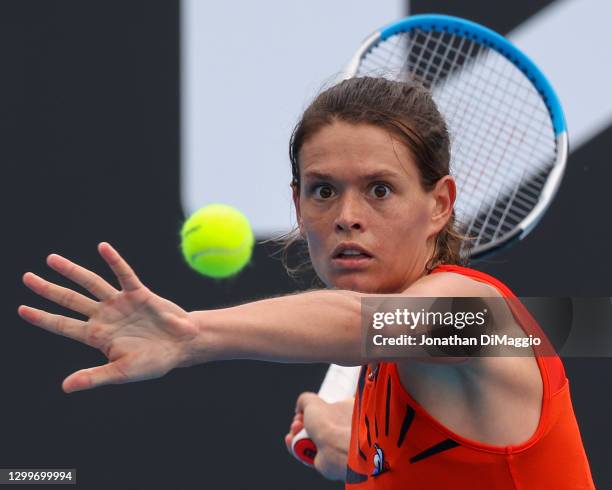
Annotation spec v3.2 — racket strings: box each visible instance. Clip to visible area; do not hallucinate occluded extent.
[365,35,554,174]
[366,33,555,149]
[459,52,537,231]
[355,28,557,251]
[420,40,553,143]
[449,50,554,239]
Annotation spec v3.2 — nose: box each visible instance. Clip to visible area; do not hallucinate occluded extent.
[334,192,364,233]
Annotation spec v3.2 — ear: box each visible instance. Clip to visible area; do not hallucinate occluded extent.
[430,175,456,233]
[291,182,305,237]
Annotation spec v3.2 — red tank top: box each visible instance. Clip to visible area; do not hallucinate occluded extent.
[345,264,594,489]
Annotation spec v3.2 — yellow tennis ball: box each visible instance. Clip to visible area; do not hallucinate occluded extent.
[180,204,254,278]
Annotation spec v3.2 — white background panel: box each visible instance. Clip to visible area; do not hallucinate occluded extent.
[509,0,612,149]
[181,0,403,236]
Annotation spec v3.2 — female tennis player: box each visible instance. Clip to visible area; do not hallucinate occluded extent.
[18,77,593,488]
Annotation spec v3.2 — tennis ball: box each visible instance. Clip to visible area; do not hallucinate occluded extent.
[180,204,254,278]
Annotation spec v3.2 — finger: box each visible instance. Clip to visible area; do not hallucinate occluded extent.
[285,433,292,451]
[285,432,299,453]
[18,305,88,344]
[22,272,98,317]
[46,254,117,301]
[98,242,143,292]
[62,359,129,393]
[295,391,320,414]
[290,420,304,434]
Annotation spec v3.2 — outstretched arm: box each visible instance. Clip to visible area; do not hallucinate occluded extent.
[184,289,364,366]
[19,242,497,393]
[18,242,367,393]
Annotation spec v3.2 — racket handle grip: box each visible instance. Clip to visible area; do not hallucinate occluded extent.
[291,427,317,466]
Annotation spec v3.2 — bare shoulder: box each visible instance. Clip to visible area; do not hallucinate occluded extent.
[406,269,501,298]
[394,270,544,445]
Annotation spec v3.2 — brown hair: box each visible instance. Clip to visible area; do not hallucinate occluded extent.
[269,76,466,281]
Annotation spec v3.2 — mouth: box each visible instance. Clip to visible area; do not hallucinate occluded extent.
[331,242,374,269]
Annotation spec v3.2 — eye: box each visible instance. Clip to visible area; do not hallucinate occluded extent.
[370,183,392,199]
[312,184,335,199]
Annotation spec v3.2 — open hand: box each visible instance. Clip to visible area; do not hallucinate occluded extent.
[18,242,198,393]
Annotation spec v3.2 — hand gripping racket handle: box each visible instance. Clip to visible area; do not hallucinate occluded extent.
[291,364,361,466]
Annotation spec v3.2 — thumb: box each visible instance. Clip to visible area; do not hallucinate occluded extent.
[62,360,129,393]
[295,391,322,414]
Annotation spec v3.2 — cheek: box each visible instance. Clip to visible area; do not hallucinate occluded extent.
[300,209,329,251]
[381,196,432,243]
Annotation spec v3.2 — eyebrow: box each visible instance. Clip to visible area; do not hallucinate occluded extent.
[302,170,401,181]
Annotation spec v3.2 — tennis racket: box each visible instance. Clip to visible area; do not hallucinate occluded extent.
[291,13,568,467]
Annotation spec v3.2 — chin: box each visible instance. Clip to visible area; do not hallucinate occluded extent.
[328,272,387,293]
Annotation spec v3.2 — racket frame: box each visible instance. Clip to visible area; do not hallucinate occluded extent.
[341,14,569,260]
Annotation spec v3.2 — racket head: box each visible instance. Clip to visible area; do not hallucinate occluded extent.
[343,14,568,260]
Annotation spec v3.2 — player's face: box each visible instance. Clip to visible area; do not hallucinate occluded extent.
[294,121,446,293]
